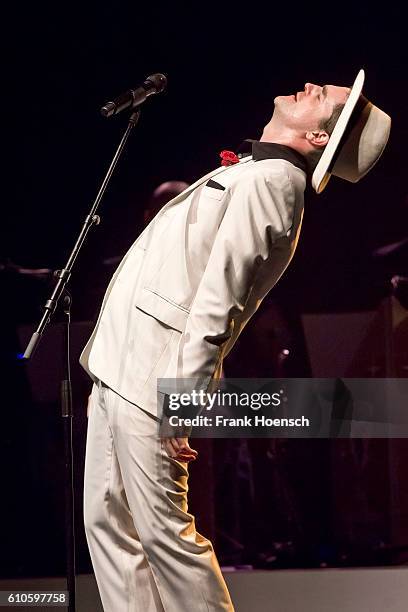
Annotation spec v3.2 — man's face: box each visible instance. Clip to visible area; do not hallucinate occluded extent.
[274,82,350,132]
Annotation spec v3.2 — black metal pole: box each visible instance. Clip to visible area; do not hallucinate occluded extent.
[23,108,141,361]
[22,108,141,611]
[61,292,75,612]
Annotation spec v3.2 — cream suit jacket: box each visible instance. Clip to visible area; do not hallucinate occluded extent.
[79,153,307,417]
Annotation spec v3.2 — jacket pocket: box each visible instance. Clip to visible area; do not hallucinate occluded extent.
[201,184,227,200]
[135,287,190,333]
[206,179,226,191]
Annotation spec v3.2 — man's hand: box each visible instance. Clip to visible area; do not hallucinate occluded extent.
[161,437,198,463]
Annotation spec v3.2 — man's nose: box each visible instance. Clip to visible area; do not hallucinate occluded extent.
[304,82,317,95]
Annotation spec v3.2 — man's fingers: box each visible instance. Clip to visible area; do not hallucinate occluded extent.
[169,438,196,457]
[177,453,197,463]
[169,438,182,455]
[176,438,198,455]
[160,437,198,460]
[161,439,178,458]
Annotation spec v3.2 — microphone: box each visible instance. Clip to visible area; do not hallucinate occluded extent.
[100,73,167,118]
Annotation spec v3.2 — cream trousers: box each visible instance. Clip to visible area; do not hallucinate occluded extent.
[83,379,234,611]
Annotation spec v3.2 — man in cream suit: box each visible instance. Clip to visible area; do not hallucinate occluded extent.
[80,70,390,611]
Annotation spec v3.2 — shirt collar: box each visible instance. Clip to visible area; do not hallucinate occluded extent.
[237,138,308,174]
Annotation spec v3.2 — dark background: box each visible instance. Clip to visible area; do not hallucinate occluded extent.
[1,1,407,578]
[3,2,407,306]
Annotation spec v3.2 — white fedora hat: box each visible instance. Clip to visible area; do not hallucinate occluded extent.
[312,69,391,193]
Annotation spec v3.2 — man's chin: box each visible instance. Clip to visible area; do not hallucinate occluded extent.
[275,94,296,104]
[271,95,295,123]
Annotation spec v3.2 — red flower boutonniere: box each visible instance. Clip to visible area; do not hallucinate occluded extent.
[219,150,240,166]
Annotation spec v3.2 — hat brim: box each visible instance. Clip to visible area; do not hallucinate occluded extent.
[312,69,365,194]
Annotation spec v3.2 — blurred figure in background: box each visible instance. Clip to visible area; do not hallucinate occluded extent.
[144,180,189,224]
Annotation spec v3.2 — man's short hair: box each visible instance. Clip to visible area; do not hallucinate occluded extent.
[306,102,346,173]
[319,102,345,135]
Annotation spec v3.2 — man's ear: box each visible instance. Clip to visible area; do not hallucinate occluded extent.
[305,130,330,148]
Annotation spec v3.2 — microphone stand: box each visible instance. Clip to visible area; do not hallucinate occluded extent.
[23,108,141,612]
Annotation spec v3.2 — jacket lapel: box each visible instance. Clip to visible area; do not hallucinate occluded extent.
[92,156,254,323]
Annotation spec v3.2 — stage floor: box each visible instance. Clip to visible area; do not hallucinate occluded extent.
[1,567,408,611]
